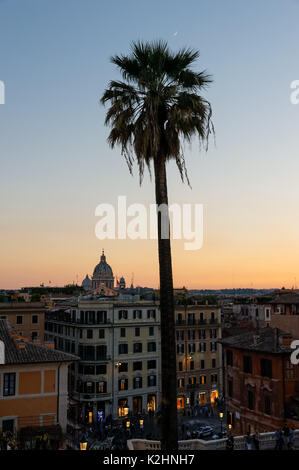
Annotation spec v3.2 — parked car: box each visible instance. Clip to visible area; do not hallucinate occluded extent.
[194,426,214,438]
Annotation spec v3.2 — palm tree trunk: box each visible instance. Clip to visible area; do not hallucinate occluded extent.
[154,156,178,450]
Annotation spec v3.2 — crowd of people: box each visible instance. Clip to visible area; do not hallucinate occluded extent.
[243,424,296,451]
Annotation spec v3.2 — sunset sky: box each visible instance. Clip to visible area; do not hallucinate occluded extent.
[1,0,299,290]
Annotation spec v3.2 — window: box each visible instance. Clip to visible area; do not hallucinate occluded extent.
[133,377,142,389]
[189,376,196,385]
[228,379,233,398]
[201,360,205,369]
[96,345,106,360]
[2,419,14,433]
[243,356,253,374]
[32,315,38,324]
[133,343,142,353]
[84,369,95,379]
[16,316,23,325]
[135,327,140,337]
[212,358,216,368]
[148,360,156,369]
[96,365,107,374]
[188,313,195,325]
[248,390,255,410]
[148,342,156,352]
[119,310,128,320]
[149,326,154,336]
[260,358,272,378]
[190,361,194,370]
[148,375,156,387]
[119,362,128,372]
[199,342,206,352]
[188,330,195,340]
[210,342,217,351]
[32,331,38,341]
[99,329,105,339]
[85,345,95,360]
[177,330,184,341]
[199,329,206,339]
[178,361,183,371]
[226,350,233,366]
[177,343,184,354]
[147,310,156,319]
[97,311,107,324]
[210,329,217,339]
[178,378,185,388]
[97,381,107,393]
[188,343,195,354]
[264,396,271,415]
[119,378,128,391]
[119,344,128,355]
[133,361,142,371]
[133,310,142,319]
[211,374,218,383]
[120,328,126,337]
[87,329,93,339]
[200,375,206,384]
[3,373,16,396]
[285,359,295,379]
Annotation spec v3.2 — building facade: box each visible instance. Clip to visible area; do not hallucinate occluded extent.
[44,296,161,426]
[175,304,223,410]
[220,327,299,435]
[0,319,78,447]
[0,302,46,343]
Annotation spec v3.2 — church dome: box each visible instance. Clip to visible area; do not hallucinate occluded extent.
[82,274,92,289]
[92,251,113,279]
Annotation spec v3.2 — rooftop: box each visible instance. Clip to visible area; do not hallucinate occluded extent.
[0,319,79,365]
[219,327,292,354]
[271,293,299,304]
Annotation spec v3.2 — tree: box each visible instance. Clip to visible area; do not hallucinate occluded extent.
[101,40,213,450]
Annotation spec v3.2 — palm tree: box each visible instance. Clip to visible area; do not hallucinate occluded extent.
[101,40,213,450]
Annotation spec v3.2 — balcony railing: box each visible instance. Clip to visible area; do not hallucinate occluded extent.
[127,430,299,450]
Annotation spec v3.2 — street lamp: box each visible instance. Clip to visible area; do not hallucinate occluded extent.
[80,441,87,450]
[126,420,130,429]
[219,412,224,435]
[139,419,144,429]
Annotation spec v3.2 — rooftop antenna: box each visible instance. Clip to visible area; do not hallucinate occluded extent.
[131,272,134,288]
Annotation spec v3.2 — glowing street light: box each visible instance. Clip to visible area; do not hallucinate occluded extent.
[80,441,87,450]
[219,412,224,434]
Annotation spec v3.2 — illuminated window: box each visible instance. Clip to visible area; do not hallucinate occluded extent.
[177,378,185,388]
[119,378,128,391]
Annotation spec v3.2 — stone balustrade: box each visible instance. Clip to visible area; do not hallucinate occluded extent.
[127,430,299,450]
